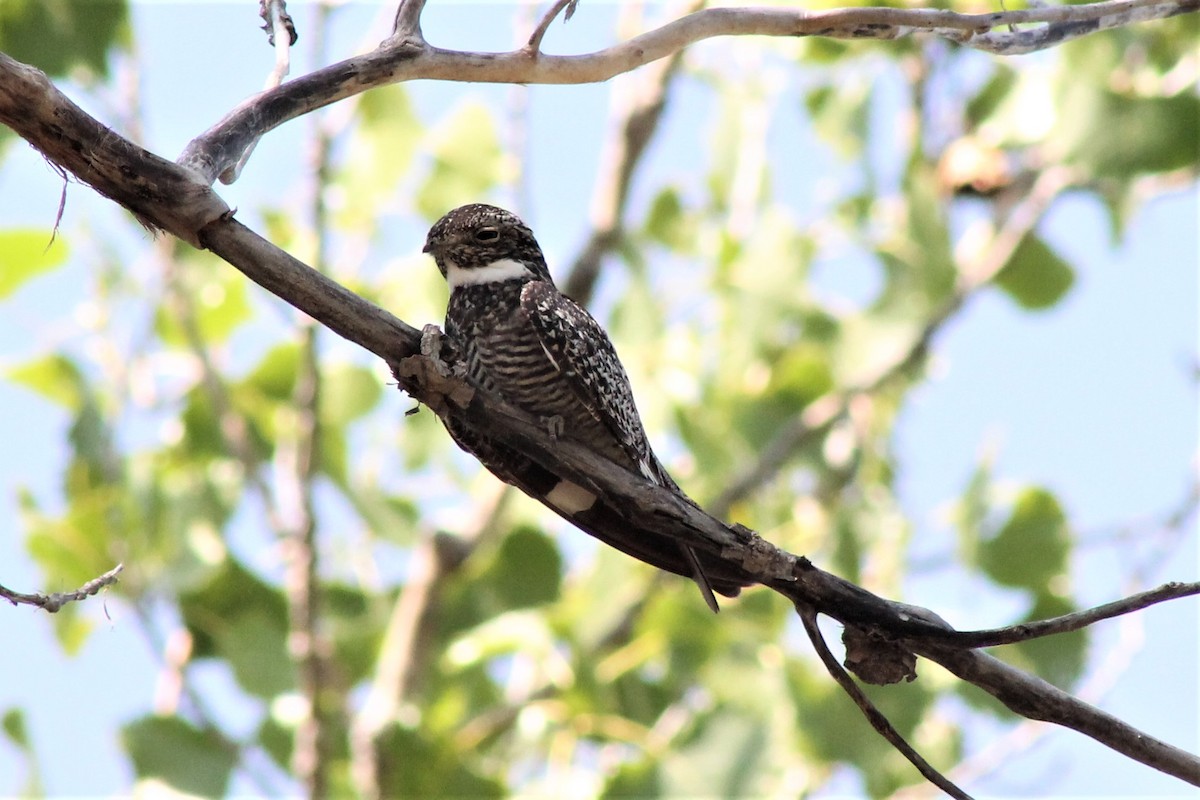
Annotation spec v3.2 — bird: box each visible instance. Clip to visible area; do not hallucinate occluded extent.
[421,203,754,612]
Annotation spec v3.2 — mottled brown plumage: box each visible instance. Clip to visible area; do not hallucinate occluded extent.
[423,203,754,611]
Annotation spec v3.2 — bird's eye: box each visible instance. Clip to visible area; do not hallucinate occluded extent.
[475,227,500,242]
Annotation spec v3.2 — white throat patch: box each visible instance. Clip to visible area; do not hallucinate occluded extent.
[445,257,534,289]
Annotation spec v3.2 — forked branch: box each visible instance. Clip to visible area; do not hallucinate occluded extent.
[178,0,1199,185]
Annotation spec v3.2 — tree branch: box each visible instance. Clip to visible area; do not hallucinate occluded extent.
[917,582,1200,649]
[392,348,1200,785]
[526,0,576,54]
[391,0,427,41]
[281,20,335,790]
[0,55,228,246]
[176,0,1199,185]
[915,642,1200,784]
[0,563,123,612]
[799,605,972,800]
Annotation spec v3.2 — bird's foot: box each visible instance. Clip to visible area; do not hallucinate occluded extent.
[420,324,466,378]
[420,324,451,374]
[544,415,565,440]
[394,325,474,416]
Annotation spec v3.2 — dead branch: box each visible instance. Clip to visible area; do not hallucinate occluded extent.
[799,604,972,800]
[177,0,1199,185]
[0,563,124,612]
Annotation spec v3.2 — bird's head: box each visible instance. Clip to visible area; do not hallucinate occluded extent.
[423,204,553,289]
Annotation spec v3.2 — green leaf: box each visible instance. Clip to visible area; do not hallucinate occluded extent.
[0,229,68,298]
[180,559,288,663]
[1,706,40,796]
[123,715,235,797]
[375,724,504,798]
[980,487,1071,591]
[416,103,504,220]
[1059,89,1200,178]
[256,714,292,770]
[953,457,994,567]
[324,583,383,686]
[644,187,697,252]
[154,265,253,346]
[245,343,299,402]
[343,488,420,546]
[965,64,1018,127]
[336,86,424,228]
[321,363,383,426]
[0,0,130,79]
[805,80,870,158]
[6,354,87,410]
[994,233,1076,310]
[602,760,661,798]
[2,708,30,749]
[215,610,293,698]
[660,711,767,797]
[766,344,834,410]
[51,610,92,655]
[487,527,561,609]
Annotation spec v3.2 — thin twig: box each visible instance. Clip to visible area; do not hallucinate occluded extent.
[916,581,1200,648]
[391,0,427,40]
[261,0,297,84]
[798,604,974,800]
[526,0,575,53]
[0,563,124,612]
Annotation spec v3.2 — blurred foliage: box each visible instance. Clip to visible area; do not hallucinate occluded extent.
[0,1,1196,798]
[0,0,129,80]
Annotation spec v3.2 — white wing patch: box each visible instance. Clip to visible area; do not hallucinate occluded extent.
[545,479,597,514]
[446,257,534,289]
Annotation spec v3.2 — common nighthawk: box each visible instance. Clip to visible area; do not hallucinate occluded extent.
[422,203,754,612]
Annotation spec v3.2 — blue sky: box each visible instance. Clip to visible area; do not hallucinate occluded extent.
[0,2,1196,796]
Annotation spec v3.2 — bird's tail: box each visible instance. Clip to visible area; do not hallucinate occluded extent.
[446,422,754,612]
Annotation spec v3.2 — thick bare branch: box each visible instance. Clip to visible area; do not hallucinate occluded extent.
[177,0,1199,185]
[915,643,1200,784]
[0,54,228,246]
